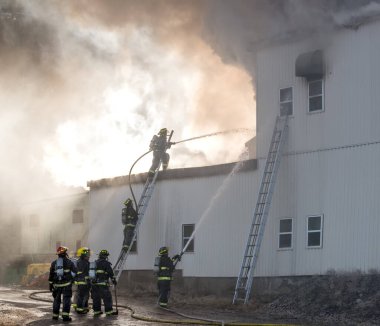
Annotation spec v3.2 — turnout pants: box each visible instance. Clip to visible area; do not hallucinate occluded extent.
[52,285,72,318]
[123,226,135,249]
[91,284,113,315]
[149,151,170,174]
[157,280,171,307]
[76,284,90,312]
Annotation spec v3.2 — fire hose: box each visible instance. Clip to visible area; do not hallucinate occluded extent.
[28,290,296,326]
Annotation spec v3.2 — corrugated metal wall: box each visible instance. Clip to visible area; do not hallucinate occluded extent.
[254,19,380,276]
[88,167,258,277]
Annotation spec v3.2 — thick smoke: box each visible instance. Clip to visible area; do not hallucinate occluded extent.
[1,0,379,208]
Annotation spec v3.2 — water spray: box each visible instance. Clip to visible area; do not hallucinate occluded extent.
[175,157,247,265]
[172,128,253,145]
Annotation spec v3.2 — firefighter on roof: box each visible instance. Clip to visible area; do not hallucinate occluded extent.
[122,198,138,252]
[154,246,181,308]
[91,249,117,317]
[48,246,77,322]
[148,128,171,178]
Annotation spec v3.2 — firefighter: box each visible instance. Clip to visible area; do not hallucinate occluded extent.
[148,128,171,178]
[91,249,117,317]
[48,246,77,322]
[155,246,181,308]
[74,247,91,314]
[122,198,138,252]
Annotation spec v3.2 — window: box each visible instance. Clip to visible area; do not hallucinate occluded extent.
[308,80,324,112]
[72,209,84,224]
[29,214,39,227]
[278,218,293,249]
[280,87,293,116]
[182,224,195,253]
[307,215,323,248]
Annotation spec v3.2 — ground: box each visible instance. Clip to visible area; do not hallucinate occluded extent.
[1,273,380,326]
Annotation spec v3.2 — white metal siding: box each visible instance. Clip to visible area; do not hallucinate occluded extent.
[88,168,258,277]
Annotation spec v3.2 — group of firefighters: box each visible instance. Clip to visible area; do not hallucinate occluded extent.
[48,246,117,321]
[48,128,181,322]
[48,244,180,322]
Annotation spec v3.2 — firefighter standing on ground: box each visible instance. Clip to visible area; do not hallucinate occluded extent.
[148,128,171,177]
[74,247,91,314]
[91,249,117,317]
[122,198,138,252]
[48,246,77,322]
[155,246,181,308]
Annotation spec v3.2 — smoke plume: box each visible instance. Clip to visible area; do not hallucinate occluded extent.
[1,0,379,207]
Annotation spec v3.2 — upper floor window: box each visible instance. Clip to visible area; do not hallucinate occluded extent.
[279,87,293,116]
[308,80,324,113]
[307,215,323,248]
[182,224,195,253]
[29,214,39,227]
[72,209,84,224]
[278,218,293,249]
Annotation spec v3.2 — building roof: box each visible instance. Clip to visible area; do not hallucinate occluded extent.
[87,159,257,189]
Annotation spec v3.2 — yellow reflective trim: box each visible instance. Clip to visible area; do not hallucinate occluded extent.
[62,312,70,316]
[77,271,83,274]
[75,281,87,285]
[54,281,71,287]
[160,267,169,270]
[158,277,171,280]
[94,282,108,286]
[96,270,106,273]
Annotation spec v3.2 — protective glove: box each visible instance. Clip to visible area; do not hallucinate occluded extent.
[112,278,117,286]
[172,254,181,262]
[49,283,54,292]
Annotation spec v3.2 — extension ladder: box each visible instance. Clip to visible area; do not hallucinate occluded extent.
[233,115,289,304]
[113,131,174,281]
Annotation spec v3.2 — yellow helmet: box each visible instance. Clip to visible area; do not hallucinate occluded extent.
[158,128,167,136]
[76,247,90,257]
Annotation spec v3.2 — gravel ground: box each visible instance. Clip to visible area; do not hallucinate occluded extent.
[1,273,380,326]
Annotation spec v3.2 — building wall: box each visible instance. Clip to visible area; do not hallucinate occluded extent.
[257,20,380,158]
[19,192,89,258]
[88,162,258,277]
[88,20,380,283]
[254,20,380,275]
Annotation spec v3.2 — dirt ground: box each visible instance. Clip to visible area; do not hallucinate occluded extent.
[1,272,380,326]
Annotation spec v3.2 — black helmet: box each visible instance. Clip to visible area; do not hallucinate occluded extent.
[98,249,109,259]
[159,246,168,256]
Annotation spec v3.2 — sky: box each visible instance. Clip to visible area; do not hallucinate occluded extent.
[1,0,379,204]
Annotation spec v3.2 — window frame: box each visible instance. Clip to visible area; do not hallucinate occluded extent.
[278,217,293,250]
[308,79,324,113]
[306,214,324,248]
[182,224,195,253]
[72,209,84,224]
[279,86,294,117]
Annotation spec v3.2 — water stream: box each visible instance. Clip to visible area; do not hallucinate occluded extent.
[181,154,247,254]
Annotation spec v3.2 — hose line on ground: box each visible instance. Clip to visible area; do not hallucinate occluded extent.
[28,291,296,326]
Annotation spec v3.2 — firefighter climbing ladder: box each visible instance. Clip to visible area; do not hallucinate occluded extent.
[113,132,174,282]
[233,115,289,304]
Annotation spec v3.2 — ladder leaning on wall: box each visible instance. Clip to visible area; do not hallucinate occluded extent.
[233,115,289,304]
[113,131,173,282]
